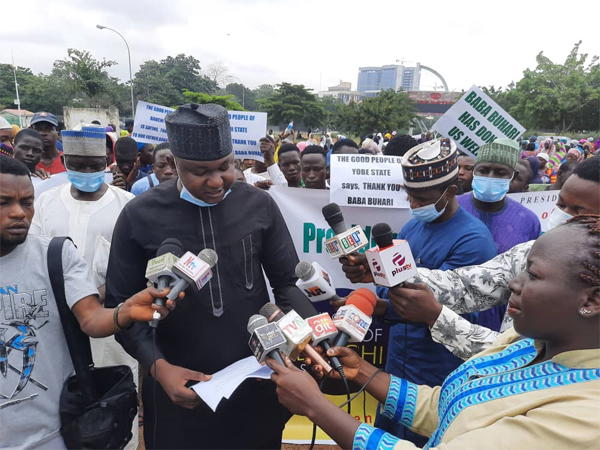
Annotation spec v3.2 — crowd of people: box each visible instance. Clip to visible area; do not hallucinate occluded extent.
[0,103,598,450]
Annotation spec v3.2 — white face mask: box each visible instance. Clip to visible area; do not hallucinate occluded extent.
[546,206,573,231]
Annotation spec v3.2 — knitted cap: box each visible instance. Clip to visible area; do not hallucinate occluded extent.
[401,138,458,189]
[165,103,232,161]
[61,130,106,157]
[476,138,520,169]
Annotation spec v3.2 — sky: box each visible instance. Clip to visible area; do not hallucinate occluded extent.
[3,0,598,94]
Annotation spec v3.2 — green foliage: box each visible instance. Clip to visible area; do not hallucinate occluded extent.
[182,90,243,110]
[331,90,415,136]
[224,83,257,110]
[1,49,132,115]
[258,83,324,127]
[134,54,218,107]
[485,42,600,132]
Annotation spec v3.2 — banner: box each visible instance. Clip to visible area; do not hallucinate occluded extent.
[432,85,525,157]
[63,106,120,133]
[269,186,409,444]
[268,186,557,444]
[506,190,559,232]
[330,154,407,208]
[131,101,268,161]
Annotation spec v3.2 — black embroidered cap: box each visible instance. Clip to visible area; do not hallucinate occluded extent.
[165,103,232,161]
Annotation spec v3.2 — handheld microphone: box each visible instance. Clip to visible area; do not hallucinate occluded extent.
[332,288,376,348]
[259,303,333,374]
[305,312,344,373]
[145,238,184,327]
[247,314,287,366]
[295,261,341,303]
[321,203,369,258]
[365,222,418,287]
[166,249,218,301]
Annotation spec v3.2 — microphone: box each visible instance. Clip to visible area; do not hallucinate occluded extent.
[332,288,376,348]
[295,261,341,303]
[145,238,184,327]
[247,315,287,366]
[166,248,218,301]
[259,303,333,374]
[321,203,369,258]
[305,312,344,373]
[365,222,417,287]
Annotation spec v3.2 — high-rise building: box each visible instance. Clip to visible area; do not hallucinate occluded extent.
[357,64,421,94]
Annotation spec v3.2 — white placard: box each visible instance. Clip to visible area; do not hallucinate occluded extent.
[228,111,267,162]
[131,101,268,161]
[329,154,408,209]
[432,85,525,157]
[131,101,173,144]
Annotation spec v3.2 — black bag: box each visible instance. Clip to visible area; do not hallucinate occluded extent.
[48,237,138,449]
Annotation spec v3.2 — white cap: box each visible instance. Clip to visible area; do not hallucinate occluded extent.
[0,116,12,130]
[537,152,550,162]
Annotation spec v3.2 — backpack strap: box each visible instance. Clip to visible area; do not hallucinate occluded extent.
[47,236,97,403]
[147,173,155,188]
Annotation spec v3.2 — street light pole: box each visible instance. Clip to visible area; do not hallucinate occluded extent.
[96,24,135,117]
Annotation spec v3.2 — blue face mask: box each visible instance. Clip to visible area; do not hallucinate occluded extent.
[180,184,231,207]
[472,175,511,203]
[410,189,448,223]
[67,169,105,193]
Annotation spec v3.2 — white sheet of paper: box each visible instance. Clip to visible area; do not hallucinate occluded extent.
[191,357,273,411]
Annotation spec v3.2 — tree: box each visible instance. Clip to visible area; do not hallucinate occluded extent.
[52,49,117,100]
[225,83,256,110]
[0,65,36,110]
[485,42,600,132]
[134,54,217,107]
[258,83,325,128]
[182,90,243,110]
[204,62,232,88]
[332,90,415,136]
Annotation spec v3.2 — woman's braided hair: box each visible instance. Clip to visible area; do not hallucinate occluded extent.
[565,214,600,286]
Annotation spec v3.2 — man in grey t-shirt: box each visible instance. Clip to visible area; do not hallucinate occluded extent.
[0,156,176,449]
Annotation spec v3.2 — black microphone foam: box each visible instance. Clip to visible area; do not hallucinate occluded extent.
[322,202,347,235]
[372,223,394,248]
[157,238,184,257]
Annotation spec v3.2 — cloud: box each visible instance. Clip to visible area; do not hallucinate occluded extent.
[2,0,598,96]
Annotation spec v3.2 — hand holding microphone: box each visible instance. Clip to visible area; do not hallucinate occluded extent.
[166,248,218,301]
[259,303,333,374]
[321,203,369,259]
[145,238,184,327]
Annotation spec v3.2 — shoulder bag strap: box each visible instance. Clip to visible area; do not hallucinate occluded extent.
[47,236,97,403]
[147,173,155,188]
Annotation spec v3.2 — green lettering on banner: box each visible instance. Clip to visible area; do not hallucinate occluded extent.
[303,223,315,253]
[316,227,326,253]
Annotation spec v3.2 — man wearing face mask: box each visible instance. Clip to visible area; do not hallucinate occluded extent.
[342,156,600,363]
[104,104,316,449]
[29,128,140,446]
[458,138,541,253]
[373,138,497,446]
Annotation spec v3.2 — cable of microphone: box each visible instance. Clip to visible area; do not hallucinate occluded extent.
[166,248,218,301]
[247,315,287,366]
[366,222,418,287]
[332,288,377,348]
[259,303,333,374]
[145,238,184,327]
[295,261,341,303]
[321,203,369,258]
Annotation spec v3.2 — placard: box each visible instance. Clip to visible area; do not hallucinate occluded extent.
[330,154,408,208]
[131,101,268,161]
[432,85,525,157]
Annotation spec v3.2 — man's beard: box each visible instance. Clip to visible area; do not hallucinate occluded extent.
[0,234,28,250]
